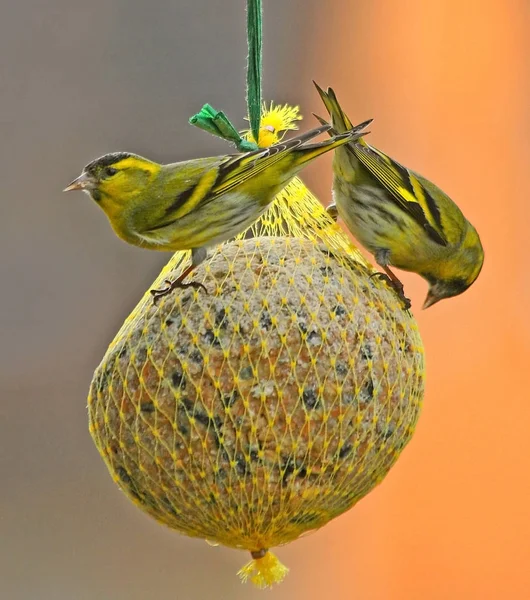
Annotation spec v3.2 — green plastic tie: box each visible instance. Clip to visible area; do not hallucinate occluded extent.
[189,105,258,152]
[188,0,263,153]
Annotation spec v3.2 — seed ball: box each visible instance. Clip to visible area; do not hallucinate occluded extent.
[88,236,424,552]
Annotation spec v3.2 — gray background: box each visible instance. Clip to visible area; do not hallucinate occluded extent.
[0,1,329,598]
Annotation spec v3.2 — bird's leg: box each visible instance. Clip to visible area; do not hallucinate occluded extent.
[151,248,208,303]
[326,202,338,222]
[150,264,206,302]
[372,249,412,310]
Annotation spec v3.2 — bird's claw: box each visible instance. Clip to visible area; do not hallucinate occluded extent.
[150,278,207,304]
[326,203,338,222]
[370,272,412,310]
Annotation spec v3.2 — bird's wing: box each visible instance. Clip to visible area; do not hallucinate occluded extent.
[350,143,448,246]
[160,163,222,221]
[146,124,336,235]
[209,122,336,198]
[144,147,289,233]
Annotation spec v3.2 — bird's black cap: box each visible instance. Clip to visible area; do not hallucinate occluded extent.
[84,152,135,175]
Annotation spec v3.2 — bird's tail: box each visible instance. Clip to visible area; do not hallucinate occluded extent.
[313,81,369,146]
[292,119,372,166]
[213,122,371,199]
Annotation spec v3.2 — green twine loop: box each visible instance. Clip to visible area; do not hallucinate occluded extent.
[188,0,263,152]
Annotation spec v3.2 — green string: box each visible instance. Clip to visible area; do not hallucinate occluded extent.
[246,0,263,143]
[188,0,263,152]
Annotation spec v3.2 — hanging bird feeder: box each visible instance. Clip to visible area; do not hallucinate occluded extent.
[87,0,425,588]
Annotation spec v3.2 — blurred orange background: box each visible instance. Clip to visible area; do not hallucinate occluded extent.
[302,1,530,598]
[1,1,528,599]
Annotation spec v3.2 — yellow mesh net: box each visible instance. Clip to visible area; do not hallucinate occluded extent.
[87,106,425,588]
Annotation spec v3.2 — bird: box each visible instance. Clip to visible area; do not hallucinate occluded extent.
[64,121,371,301]
[313,82,484,310]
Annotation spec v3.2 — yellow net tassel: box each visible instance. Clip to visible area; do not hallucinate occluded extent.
[238,550,289,588]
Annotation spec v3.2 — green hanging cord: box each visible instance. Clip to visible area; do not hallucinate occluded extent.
[246,0,263,144]
[188,0,263,152]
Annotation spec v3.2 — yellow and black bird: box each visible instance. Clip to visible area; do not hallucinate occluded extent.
[65,121,370,300]
[314,82,484,309]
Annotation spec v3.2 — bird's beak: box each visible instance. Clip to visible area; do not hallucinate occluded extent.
[423,291,441,309]
[63,173,91,192]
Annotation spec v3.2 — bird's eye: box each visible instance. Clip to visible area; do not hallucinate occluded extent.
[104,167,118,178]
